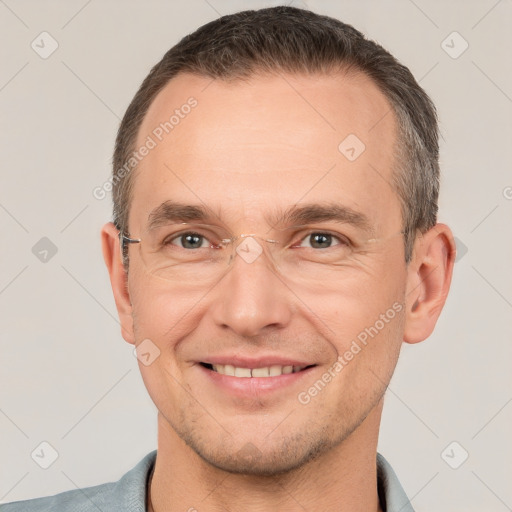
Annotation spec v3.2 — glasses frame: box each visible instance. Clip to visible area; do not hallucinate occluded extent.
[118,223,287,266]
[118,222,405,270]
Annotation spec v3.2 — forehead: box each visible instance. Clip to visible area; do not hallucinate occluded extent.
[130,71,400,233]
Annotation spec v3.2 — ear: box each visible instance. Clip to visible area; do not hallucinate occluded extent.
[403,223,456,344]
[101,222,135,345]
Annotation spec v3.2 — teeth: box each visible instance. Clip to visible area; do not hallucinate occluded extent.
[251,367,270,377]
[223,364,235,376]
[210,364,307,377]
[269,365,282,376]
[234,367,251,378]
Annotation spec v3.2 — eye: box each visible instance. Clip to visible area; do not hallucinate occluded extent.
[297,232,350,249]
[165,232,213,250]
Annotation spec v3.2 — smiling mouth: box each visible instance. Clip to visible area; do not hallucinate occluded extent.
[200,362,316,378]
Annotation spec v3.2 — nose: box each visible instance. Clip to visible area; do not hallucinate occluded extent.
[207,239,294,338]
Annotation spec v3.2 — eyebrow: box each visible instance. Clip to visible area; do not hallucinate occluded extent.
[147,201,220,230]
[146,200,373,234]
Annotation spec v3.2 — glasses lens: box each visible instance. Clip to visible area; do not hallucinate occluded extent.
[136,223,231,282]
[134,223,402,289]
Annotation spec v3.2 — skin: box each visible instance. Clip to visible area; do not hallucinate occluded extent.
[102,71,455,511]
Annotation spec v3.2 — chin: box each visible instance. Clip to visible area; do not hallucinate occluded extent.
[183,429,335,477]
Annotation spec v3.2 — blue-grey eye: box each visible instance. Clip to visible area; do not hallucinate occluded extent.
[300,232,347,249]
[168,232,210,249]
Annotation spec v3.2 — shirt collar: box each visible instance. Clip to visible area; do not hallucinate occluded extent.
[377,452,415,512]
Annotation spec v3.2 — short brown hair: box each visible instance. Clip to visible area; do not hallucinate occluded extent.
[112,6,439,262]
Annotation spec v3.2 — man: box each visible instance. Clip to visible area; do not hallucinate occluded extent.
[1,6,455,512]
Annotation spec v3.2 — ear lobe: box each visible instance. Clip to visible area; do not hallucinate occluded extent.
[403,224,456,344]
[101,222,135,344]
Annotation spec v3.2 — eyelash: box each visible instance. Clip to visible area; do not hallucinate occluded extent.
[163,230,352,250]
[295,231,351,249]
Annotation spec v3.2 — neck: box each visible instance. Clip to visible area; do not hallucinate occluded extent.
[149,403,384,512]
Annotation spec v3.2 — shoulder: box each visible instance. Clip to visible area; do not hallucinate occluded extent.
[0,451,157,512]
[0,481,117,512]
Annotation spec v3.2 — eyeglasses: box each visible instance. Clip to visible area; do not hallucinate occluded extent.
[119,222,404,289]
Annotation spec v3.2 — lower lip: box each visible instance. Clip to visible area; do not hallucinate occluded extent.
[197,364,316,398]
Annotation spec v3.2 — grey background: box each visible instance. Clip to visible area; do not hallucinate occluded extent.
[1,0,511,510]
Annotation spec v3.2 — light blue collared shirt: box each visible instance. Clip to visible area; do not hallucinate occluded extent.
[0,451,414,511]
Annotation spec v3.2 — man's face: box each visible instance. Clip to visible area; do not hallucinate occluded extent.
[125,71,408,474]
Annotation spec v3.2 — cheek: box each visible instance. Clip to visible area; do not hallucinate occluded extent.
[326,296,405,367]
[129,283,196,415]
[328,275,405,333]
[128,261,204,341]
[132,292,196,347]
[323,300,405,411]
[321,251,407,365]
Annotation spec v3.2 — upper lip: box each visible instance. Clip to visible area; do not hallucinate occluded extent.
[199,355,315,368]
